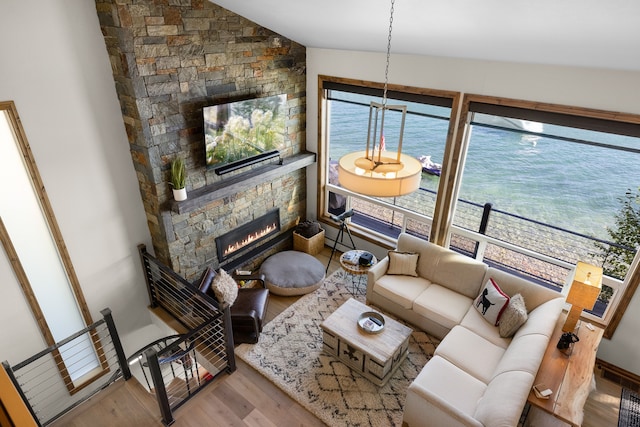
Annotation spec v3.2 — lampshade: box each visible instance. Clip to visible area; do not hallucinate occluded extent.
[338,150,422,197]
[335,0,422,198]
[562,261,603,332]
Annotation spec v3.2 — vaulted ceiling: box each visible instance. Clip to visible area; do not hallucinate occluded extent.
[210,0,640,72]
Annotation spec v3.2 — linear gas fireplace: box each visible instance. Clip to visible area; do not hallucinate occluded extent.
[215,210,281,263]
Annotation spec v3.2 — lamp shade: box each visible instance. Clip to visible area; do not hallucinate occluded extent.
[562,261,602,332]
[566,262,603,309]
[337,150,422,197]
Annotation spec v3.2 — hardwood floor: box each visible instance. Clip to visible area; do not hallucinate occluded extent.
[54,247,622,426]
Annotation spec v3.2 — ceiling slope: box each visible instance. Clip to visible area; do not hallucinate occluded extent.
[210,0,640,71]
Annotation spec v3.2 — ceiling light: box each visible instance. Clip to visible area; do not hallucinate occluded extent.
[337,0,422,198]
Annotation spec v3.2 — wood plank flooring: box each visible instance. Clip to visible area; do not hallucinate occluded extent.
[53,247,621,427]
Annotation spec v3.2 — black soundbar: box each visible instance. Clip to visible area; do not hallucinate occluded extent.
[214,150,281,175]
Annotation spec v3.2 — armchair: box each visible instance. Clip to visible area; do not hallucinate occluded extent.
[197,268,270,345]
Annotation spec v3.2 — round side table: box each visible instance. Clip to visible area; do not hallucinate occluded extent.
[339,250,377,295]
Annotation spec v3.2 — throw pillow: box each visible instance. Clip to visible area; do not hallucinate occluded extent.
[211,269,238,306]
[499,293,528,338]
[386,251,419,277]
[474,278,510,326]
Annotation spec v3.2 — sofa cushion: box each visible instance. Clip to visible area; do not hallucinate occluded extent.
[460,307,511,349]
[373,275,431,309]
[435,325,506,384]
[409,355,487,419]
[387,251,419,276]
[513,298,564,340]
[492,333,550,378]
[499,293,528,338]
[430,253,487,301]
[483,267,562,312]
[396,233,446,279]
[474,278,510,326]
[413,284,473,330]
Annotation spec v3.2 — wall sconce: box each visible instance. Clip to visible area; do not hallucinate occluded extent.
[562,261,602,333]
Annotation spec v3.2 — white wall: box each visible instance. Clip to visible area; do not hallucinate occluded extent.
[306,47,640,375]
[0,0,152,365]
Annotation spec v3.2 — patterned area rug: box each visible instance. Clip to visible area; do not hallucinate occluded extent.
[619,388,640,427]
[236,269,439,427]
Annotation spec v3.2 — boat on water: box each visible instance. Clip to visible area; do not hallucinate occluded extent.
[473,114,544,133]
[418,155,442,176]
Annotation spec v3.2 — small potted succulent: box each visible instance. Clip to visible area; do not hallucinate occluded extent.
[170,157,187,201]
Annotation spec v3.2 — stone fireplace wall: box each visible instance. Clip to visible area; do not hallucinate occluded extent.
[95,0,307,279]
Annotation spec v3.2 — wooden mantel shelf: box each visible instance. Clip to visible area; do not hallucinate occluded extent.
[171,152,316,214]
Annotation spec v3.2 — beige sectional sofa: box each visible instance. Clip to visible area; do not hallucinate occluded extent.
[366,233,565,427]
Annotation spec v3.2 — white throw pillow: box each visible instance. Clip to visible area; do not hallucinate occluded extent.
[387,251,419,277]
[499,293,528,338]
[211,269,238,306]
[474,278,510,326]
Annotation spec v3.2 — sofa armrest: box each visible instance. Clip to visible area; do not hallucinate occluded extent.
[366,257,388,299]
[368,257,388,283]
[404,382,483,427]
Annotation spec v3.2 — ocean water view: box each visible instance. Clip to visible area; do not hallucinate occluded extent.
[329,99,640,241]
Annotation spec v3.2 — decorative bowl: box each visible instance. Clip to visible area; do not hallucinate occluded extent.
[358,311,385,334]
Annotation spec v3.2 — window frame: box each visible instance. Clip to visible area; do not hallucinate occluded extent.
[0,101,108,394]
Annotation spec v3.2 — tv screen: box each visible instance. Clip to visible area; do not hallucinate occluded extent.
[204,94,287,170]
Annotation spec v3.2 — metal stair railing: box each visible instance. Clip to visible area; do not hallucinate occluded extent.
[2,308,130,427]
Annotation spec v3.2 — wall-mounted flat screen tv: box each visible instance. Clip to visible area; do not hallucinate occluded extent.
[204,94,287,171]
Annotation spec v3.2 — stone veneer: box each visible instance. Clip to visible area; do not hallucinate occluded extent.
[95,0,307,279]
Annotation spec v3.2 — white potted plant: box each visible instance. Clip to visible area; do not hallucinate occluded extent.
[171,157,187,201]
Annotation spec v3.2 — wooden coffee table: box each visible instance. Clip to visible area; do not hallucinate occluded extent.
[320,298,412,386]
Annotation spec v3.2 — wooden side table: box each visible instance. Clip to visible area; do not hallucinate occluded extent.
[339,250,377,295]
[526,312,604,426]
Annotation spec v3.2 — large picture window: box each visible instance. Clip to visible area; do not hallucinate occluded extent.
[318,77,640,337]
[449,96,640,333]
[320,77,460,244]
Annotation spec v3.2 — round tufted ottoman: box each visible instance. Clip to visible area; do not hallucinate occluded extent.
[260,250,325,296]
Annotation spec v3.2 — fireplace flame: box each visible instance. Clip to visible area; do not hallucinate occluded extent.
[223,222,278,257]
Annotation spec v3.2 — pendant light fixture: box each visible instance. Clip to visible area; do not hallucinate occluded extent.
[337,0,422,197]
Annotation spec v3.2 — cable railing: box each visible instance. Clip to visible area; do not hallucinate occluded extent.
[4,246,240,427]
[126,325,228,425]
[327,184,632,324]
[2,308,130,427]
[137,244,236,425]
